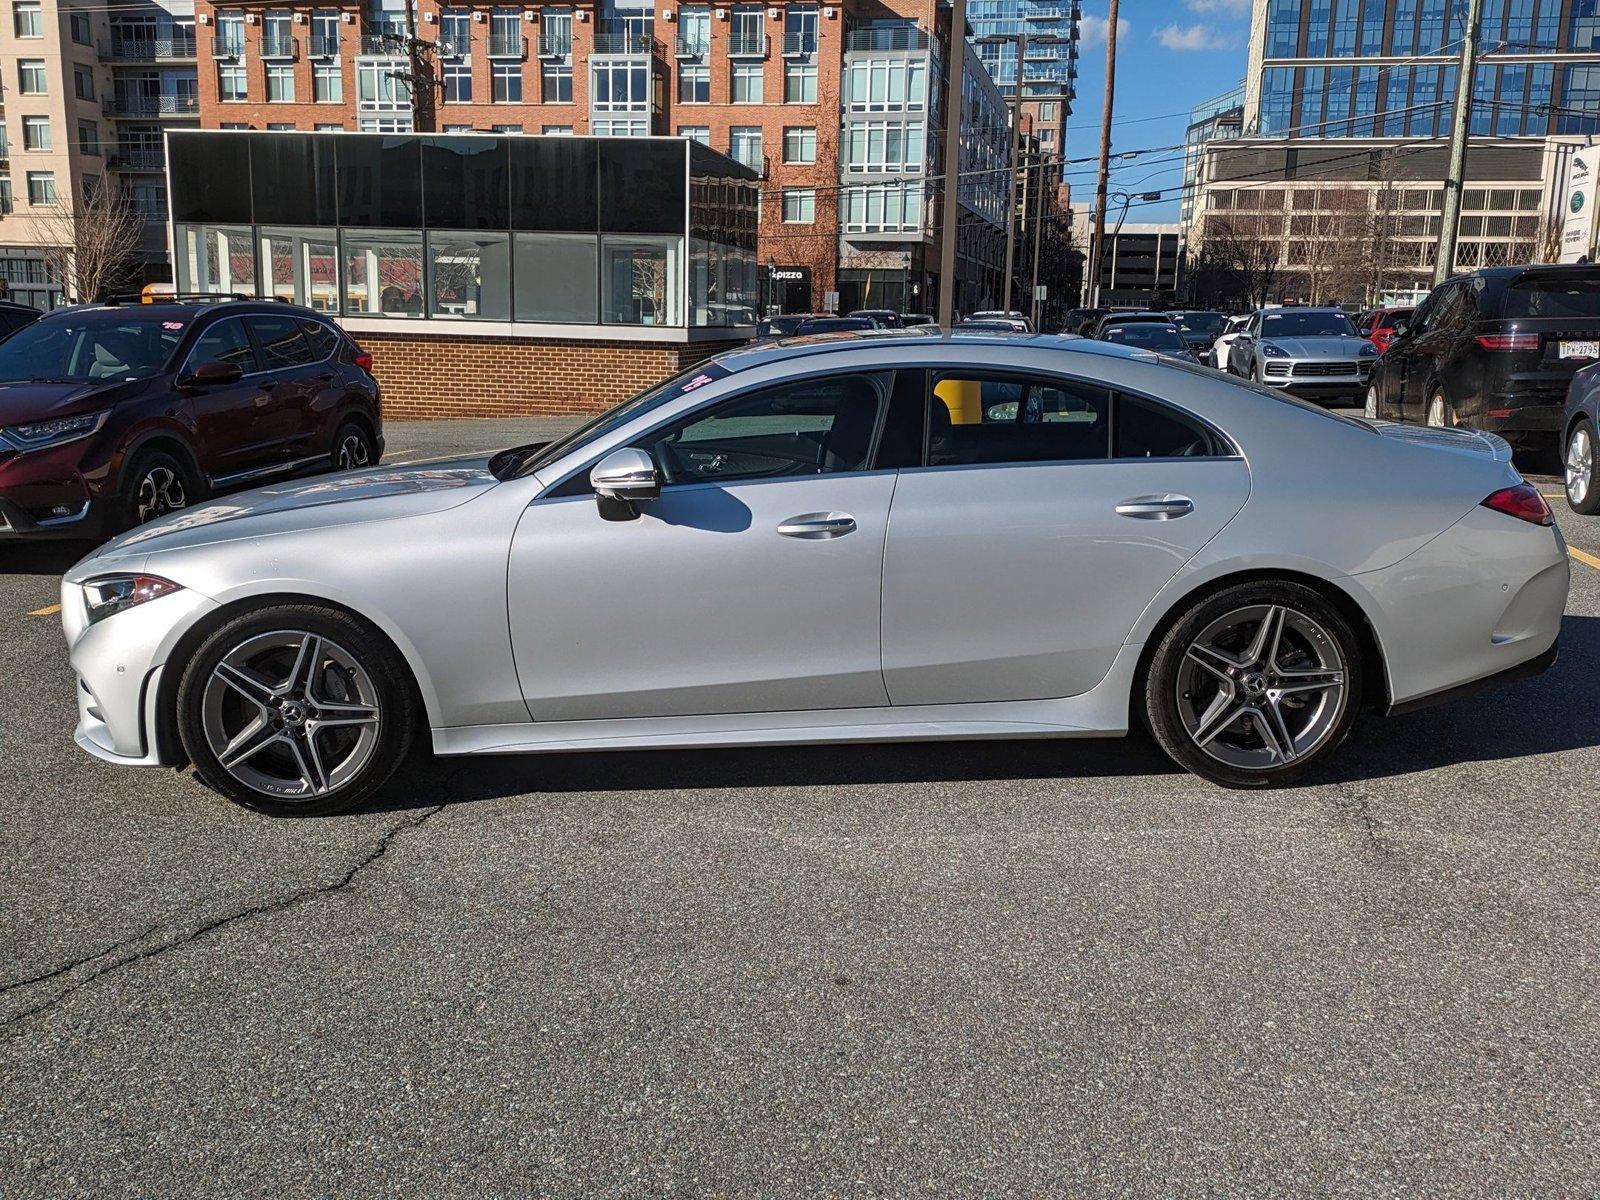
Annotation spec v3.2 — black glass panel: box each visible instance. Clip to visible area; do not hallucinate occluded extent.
[598,140,684,235]
[422,136,510,230]
[251,134,337,227]
[336,135,423,228]
[168,132,253,224]
[509,137,598,232]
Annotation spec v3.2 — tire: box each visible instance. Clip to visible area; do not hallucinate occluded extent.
[1144,581,1364,789]
[117,448,201,533]
[331,419,379,472]
[1567,417,1600,515]
[176,604,417,817]
[1364,383,1380,420]
[1427,389,1454,428]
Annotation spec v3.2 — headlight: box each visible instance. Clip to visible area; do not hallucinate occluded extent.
[2,409,109,452]
[1259,343,1288,358]
[1358,342,1378,357]
[81,574,182,626]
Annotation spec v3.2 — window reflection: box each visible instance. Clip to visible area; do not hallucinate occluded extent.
[343,229,424,316]
[602,236,680,325]
[259,226,340,312]
[175,223,257,293]
[428,231,511,319]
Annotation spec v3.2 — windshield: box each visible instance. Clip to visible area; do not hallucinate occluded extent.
[504,360,733,479]
[797,319,873,334]
[0,316,185,383]
[757,316,809,337]
[1175,312,1225,334]
[1105,324,1186,351]
[1502,276,1600,318]
[1260,311,1357,338]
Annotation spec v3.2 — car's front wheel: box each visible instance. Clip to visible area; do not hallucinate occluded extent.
[176,604,417,816]
[1144,581,1363,788]
[1568,417,1600,515]
[118,448,201,532]
[1364,383,1381,420]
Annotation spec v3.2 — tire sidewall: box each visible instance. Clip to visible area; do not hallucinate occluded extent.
[332,419,378,471]
[1569,418,1600,515]
[1144,581,1365,789]
[119,448,200,532]
[176,604,416,817]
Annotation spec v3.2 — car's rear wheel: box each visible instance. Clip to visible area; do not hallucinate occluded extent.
[1145,581,1364,789]
[176,604,417,817]
[332,420,378,472]
[1364,384,1380,420]
[1567,418,1600,515]
[1427,390,1454,428]
[118,448,201,532]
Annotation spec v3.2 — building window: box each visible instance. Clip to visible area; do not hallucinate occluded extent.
[443,124,474,133]
[315,122,343,131]
[678,125,710,143]
[73,64,95,101]
[343,229,424,316]
[602,235,681,325]
[782,187,815,223]
[440,7,473,56]
[543,62,572,102]
[843,181,924,233]
[221,121,251,130]
[312,9,340,55]
[0,179,12,215]
[266,63,295,102]
[732,61,764,103]
[314,61,342,102]
[677,61,708,102]
[22,115,51,152]
[1038,101,1058,121]
[784,4,818,52]
[70,10,90,44]
[219,62,248,101]
[428,230,510,320]
[842,120,926,173]
[729,125,763,172]
[678,6,710,53]
[18,59,46,95]
[492,61,522,102]
[730,5,764,50]
[77,119,99,155]
[443,60,472,103]
[783,126,816,163]
[13,1,41,37]
[540,6,572,55]
[514,232,596,322]
[543,124,573,134]
[784,62,816,103]
[844,58,927,112]
[592,117,648,137]
[26,170,55,206]
[592,60,648,111]
[215,10,246,55]
[492,123,522,133]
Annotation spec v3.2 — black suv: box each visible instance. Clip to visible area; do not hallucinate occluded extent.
[1366,264,1600,444]
[0,296,381,540]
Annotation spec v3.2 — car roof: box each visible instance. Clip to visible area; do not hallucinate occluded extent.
[711,329,1162,375]
[1259,306,1348,314]
[42,297,325,323]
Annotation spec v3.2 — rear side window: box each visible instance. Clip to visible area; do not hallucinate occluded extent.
[188,318,258,374]
[928,373,1110,466]
[300,319,341,361]
[247,315,314,369]
[1501,276,1600,318]
[1115,394,1229,459]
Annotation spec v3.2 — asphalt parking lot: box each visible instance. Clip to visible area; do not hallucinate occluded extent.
[2,417,1598,1196]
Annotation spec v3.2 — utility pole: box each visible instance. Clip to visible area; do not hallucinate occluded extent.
[1087,0,1120,307]
[1000,34,1028,314]
[936,0,969,327]
[1435,0,1484,285]
[1031,151,1051,329]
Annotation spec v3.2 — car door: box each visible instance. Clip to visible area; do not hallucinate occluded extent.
[506,369,914,721]
[1399,283,1460,420]
[1229,314,1258,374]
[880,368,1251,706]
[243,314,326,465]
[180,315,273,483]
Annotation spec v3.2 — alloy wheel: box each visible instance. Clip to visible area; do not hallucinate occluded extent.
[200,630,381,801]
[136,466,187,524]
[1174,604,1348,772]
[1364,385,1379,420]
[1427,394,1449,428]
[1568,425,1593,507]
[337,432,372,471]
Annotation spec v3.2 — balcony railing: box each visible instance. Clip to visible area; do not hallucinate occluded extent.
[726,31,768,57]
[310,33,340,56]
[1025,6,1065,19]
[259,33,297,59]
[101,36,197,61]
[487,32,524,57]
[108,146,165,170]
[782,32,817,56]
[360,29,406,54]
[843,26,929,51]
[538,33,572,57]
[674,34,709,56]
[592,23,654,53]
[104,94,200,117]
[211,35,245,58]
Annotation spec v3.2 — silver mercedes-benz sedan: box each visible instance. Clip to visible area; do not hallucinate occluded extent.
[62,332,1568,816]
[1226,306,1379,404]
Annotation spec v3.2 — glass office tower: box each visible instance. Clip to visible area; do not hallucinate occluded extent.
[967,0,1082,163]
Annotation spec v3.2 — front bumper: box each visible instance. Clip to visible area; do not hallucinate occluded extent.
[0,440,107,539]
[1260,360,1374,400]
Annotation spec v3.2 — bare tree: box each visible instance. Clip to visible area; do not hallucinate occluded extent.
[35,181,143,304]
[1294,189,1368,306]
[1192,209,1283,311]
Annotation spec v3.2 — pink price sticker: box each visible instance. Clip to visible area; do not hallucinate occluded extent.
[681,373,715,393]
[162,321,185,331]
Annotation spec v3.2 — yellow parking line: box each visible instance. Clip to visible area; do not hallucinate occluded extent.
[27,603,60,617]
[1570,546,1600,572]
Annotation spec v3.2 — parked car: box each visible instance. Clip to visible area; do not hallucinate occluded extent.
[1357,306,1415,355]
[0,297,381,541]
[756,314,822,340]
[1227,306,1377,404]
[64,332,1564,815]
[0,300,42,341]
[1211,315,1251,369]
[1088,311,1172,339]
[899,313,937,328]
[848,309,903,329]
[791,317,877,336]
[1562,361,1600,513]
[1062,307,1109,336]
[1098,320,1199,362]
[1169,311,1228,358]
[967,310,1033,332]
[1365,266,1600,443]
[953,320,1027,333]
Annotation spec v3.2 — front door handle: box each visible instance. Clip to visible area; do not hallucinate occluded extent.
[777,512,857,539]
[1115,494,1194,520]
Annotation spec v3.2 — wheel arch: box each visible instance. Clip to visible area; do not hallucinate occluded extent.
[331,404,379,448]
[120,428,205,491]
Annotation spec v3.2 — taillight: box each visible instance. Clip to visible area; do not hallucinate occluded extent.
[1475,333,1539,352]
[352,343,374,374]
[1481,484,1553,526]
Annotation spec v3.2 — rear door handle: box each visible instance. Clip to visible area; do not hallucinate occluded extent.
[777,512,857,539]
[1115,494,1194,520]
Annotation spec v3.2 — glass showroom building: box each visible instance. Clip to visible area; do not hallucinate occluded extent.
[165,130,761,335]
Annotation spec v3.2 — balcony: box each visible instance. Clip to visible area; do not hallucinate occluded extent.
[108,146,165,170]
[844,26,929,52]
[259,33,297,59]
[211,35,245,58]
[592,23,654,54]
[727,31,768,57]
[100,36,197,62]
[782,32,817,56]
[674,34,709,57]
[360,30,406,54]
[487,32,525,58]
[538,33,572,57]
[310,33,340,57]
[104,94,200,118]
[1024,6,1065,19]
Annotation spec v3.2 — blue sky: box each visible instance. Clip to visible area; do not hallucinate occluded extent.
[1063,0,1256,223]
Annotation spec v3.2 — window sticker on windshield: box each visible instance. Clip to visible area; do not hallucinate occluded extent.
[162,321,185,331]
[679,364,729,393]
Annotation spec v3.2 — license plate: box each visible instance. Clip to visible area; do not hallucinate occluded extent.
[1559,340,1599,360]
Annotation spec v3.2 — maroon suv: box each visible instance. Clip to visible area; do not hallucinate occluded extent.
[0,298,381,540]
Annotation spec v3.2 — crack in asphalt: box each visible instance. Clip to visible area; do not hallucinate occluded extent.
[0,788,453,1032]
[1330,772,1389,855]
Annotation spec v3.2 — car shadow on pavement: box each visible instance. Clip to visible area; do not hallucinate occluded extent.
[0,540,94,576]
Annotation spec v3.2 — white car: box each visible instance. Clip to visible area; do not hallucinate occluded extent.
[1212,315,1250,369]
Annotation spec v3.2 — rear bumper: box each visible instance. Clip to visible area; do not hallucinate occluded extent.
[1386,638,1558,716]
[1477,397,1564,434]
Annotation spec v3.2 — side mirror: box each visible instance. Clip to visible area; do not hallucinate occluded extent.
[590,446,660,520]
[1236,332,1253,343]
[1389,319,1410,337]
[180,360,243,388]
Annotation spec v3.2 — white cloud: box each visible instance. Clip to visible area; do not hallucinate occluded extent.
[1079,12,1132,45]
[1154,22,1239,51]
[1185,0,1252,13]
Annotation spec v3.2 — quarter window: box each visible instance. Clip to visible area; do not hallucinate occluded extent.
[1114,393,1228,458]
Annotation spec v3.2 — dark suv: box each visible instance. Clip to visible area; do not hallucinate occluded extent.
[0,297,381,540]
[1366,265,1600,443]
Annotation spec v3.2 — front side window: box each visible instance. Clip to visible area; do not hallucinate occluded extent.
[637,372,892,486]
[186,317,258,374]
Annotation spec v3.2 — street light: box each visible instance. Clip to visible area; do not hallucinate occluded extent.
[976,32,1070,315]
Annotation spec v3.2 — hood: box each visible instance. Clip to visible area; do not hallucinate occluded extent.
[0,377,145,427]
[1366,420,1514,462]
[81,458,501,566]
[1261,335,1372,360]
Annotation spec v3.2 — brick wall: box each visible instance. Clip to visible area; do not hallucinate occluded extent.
[356,330,742,419]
